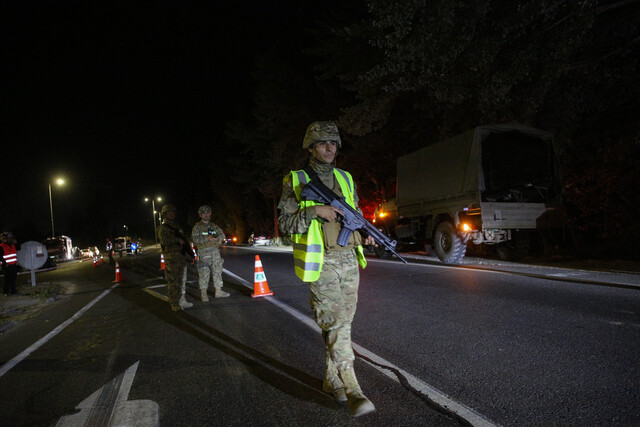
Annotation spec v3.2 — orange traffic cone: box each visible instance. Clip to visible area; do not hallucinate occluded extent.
[113,261,124,283]
[160,253,165,271]
[100,255,105,264]
[252,255,273,298]
[93,256,98,268]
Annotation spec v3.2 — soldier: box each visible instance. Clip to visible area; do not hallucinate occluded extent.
[191,205,229,301]
[158,204,194,311]
[0,232,19,296]
[278,121,376,417]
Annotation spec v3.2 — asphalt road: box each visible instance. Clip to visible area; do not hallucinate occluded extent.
[0,246,639,426]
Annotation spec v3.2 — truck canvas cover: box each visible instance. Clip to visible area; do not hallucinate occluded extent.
[396,123,559,212]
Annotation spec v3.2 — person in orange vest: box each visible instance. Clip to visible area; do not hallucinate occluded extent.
[1,232,20,296]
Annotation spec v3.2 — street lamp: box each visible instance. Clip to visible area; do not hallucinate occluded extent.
[48,178,64,237]
[144,196,162,244]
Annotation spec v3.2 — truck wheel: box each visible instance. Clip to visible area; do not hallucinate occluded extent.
[434,222,466,264]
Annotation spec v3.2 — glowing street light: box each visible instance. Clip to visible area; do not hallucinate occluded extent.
[144,196,162,244]
[49,178,65,237]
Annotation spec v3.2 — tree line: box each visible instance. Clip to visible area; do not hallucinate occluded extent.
[210,0,639,259]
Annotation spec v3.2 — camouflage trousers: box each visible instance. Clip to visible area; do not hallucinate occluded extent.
[165,260,187,306]
[308,249,360,373]
[196,248,224,291]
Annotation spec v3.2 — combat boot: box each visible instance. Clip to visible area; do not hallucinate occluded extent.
[323,375,347,402]
[201,289,209,302]
[214,288,230,298]
[323,357,347,402]
[179,296,193,309]
[338,366,375,417]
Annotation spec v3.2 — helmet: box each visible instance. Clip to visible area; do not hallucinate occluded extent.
[302,121,342,149]
[161,204,176,216]
[198,205,212,215]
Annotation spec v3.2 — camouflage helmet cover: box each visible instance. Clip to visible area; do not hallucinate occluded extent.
[198,205,212,215]
[161,204,176,216]
[302,121,342,149]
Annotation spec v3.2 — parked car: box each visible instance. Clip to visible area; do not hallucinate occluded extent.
[79,248,93,258]
[252,236,272,246]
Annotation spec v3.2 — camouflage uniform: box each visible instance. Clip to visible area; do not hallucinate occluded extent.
[191,218,227,300]
[279,158,363,366]
[279,123,375,417]
[158,205,193,311]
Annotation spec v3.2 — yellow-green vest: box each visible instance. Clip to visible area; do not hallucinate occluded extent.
[289,168,367,282]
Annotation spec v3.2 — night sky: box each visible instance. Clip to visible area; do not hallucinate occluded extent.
[3,1,311,245]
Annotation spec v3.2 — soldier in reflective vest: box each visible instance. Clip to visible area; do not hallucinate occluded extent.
[1,232,19,296]
[278,121,376,418]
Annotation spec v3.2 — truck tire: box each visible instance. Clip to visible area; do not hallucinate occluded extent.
[434,222,466,264]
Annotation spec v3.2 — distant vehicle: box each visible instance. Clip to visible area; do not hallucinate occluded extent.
[223,235,238,246]
[114,236,133,256]
[79,248,93,258]
[43,235,74,261]
[79,247,100,259]
[252,236,272,246]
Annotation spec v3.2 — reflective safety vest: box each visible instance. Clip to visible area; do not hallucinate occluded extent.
[289,168,366,282]
[0,243,18,265]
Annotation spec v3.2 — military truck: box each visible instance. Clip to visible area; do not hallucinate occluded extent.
[374,123,564,263]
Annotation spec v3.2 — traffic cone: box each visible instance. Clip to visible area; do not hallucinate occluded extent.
[100,255,105,264]
[160,253,165,271]
[252,255,273,298]
[93,256,98,268]
[113,261,124,283]
[191,243,198,263]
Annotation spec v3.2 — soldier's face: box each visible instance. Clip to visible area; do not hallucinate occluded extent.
[310,140,337,164]
[165,211,176,221]
[200,211,211,222]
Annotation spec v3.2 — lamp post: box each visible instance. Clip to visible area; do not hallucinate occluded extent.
[48,178,64,237]
[144,196,162,244]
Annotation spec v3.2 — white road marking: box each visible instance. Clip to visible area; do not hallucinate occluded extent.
[142,287,169,302]
[56,361,159,427]
[0,283,120,378]
[221,268,499,427]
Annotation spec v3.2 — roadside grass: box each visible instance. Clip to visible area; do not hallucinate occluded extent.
[0,283,62,327]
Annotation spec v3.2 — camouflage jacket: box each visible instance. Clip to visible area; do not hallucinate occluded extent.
[278,158,363,251]
[158,220,189,263]
[191,221,225,250]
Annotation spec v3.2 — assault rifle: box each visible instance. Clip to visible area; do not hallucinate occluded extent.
[301,176,407,263]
